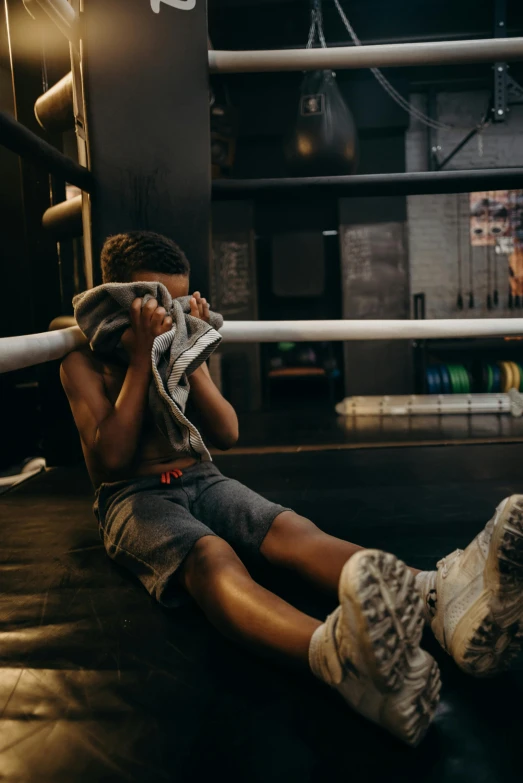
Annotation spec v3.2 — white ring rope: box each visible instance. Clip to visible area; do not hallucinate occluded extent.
[0,327,87,374]
[219,319,523,343]
[2,319,523,374]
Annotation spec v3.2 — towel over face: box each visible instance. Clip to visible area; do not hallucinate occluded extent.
[73,282,224,462]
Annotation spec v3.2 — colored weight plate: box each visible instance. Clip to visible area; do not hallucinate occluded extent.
[457,364,470,394]
[448,364,460,394]
[451,364,465,394]
[426,366,440,395]
[461,365,470,394]
[448,364,462,394]
[425,367,434,394]
[505,361,515,392]
[434,367,443,394]
[446,364,457,393]
[491,363,502,393]
[499,361,513,393]
[462,365,471,394]
[518,363,523,392]
[439,364,451,394]
[509,361,520,392]
[498,362,507,392]
[481,362,490,392]
[433,366,443,394]
[486,363,494,393]
[486,363,492,393]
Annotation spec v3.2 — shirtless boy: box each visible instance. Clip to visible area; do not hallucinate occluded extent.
[61,231,523,747]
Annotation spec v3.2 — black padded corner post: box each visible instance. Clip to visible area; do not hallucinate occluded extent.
[82,0,211,291]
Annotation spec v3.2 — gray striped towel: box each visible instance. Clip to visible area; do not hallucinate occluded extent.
[73,282,223,461]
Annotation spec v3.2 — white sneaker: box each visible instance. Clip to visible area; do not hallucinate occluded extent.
[310,549,441,747]
[428,495,523,676]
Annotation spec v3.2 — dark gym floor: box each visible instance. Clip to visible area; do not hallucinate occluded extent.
[1,443,523,782]
[235,410,523,451]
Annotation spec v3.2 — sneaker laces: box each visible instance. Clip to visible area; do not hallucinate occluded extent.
[437,549,463,579]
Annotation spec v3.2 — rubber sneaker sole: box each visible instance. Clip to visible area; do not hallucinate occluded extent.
[453,495,523,676]
[339,550,441,747]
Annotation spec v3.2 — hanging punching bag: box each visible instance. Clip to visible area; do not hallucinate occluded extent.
[285,70,358,177]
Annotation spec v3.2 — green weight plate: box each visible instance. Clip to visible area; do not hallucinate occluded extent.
[448,364,461,394]
[461,365,471,394]
[487,363,494,394]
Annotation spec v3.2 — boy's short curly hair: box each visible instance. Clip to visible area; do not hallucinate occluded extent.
[100,231,190,283]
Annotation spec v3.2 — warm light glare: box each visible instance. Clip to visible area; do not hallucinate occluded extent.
[297,136,313,156]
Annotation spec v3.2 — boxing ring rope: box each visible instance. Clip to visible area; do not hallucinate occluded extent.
[32,1,523,70]
[209,38,523,73]
[41,167,523,236]
[2,319,523,375]
[213,168,523,200]
[0,327,86,374]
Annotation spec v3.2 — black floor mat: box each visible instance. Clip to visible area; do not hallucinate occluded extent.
[0,443,522,782]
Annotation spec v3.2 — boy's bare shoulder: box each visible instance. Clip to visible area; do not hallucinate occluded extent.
[61,346,104,389]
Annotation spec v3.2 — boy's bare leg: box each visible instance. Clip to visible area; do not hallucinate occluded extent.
[179,535,320,669]
[260,511,419,597]
[179,535,439,746]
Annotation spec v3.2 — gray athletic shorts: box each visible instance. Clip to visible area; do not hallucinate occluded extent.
[94,462,290,607]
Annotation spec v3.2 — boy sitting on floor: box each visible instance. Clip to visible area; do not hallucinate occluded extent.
[61,230,523,747]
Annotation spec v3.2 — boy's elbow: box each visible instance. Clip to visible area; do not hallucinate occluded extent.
[214,425,239,451]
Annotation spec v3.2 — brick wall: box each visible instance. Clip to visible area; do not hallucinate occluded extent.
[406,91,523,319]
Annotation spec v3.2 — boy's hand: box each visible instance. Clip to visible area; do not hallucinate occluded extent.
[190,292,210,323]
[121,298,172,364]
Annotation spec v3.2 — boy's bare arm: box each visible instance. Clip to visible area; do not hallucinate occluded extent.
[189,362,239,450]
[61,298,172,475]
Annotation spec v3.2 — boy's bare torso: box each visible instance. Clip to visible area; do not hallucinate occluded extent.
[61,284,238,489]
[71,347,197,488]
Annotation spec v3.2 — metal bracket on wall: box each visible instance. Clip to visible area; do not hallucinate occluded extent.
[493,0,507,122]
[490,0,523,120]
[493,62,507,122]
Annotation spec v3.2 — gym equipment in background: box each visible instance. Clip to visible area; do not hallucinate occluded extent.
[284,69,358,177]
[424,360,523,394]
[336,391,523,417]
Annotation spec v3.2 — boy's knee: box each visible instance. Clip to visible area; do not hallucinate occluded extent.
[182,535,239,589]
[262,511,323,564]
[193,534,235,563]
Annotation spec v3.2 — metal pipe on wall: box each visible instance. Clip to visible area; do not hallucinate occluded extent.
[42,195,83,239]
[0,111,93,191]
[34,72,74,133]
